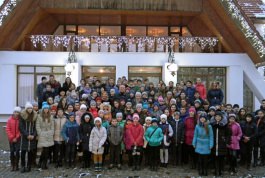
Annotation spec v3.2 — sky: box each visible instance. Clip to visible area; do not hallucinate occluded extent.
[0,0,3,6]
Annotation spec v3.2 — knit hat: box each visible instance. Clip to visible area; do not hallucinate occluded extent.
[13,106,21,113]
[90,100,96,106]
[136,103,143,109]
[32,101,38,106]
[135,92,141,97]
[142,103,149,110]
[174,111,180,116]
[170,98,177,104]
[188,107,196,113]
[209,106,216,111]
[116,112,123,118]
[228,113,236,119]
[69,112,75,117]
[153,102,159,107]
[215,111,223,117]
[110,89,116,93]
[82,94,89,99]
[151,118,158,124]
[194,99,201,104]
[133,113,140,121]
[158,96,164,102]
[199,113,208,120]
[51,105,57,111]
[160,114,167,121]
[94,117,102,124]
[126,115,133,121]
[25,102,33,109]
[80,104,87,110]
[96,97,102,102]
[142,91,148,96]
[126,101,132,106]
[42,103,50,110]
[145,117,152,122]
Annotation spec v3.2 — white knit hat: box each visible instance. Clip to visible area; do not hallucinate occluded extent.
[13,106,21,113]
[145,116,152,122]
[94,117,102,124]
[25,102,33,109]
[160,114,167,120]
[80,104,87,110]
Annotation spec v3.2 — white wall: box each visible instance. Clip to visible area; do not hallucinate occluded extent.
[0,51,265,116]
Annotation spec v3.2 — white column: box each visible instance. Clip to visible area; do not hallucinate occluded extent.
[0,64,17,114]
[226,65,243,107]
[116,63,128,81]
[163,63,177,86]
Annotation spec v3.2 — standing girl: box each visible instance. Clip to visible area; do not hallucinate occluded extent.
[36,104,54,169]
[19,102,38,173]
[192,114,213,176]
[6,106,21,171]
[89,117,107,172]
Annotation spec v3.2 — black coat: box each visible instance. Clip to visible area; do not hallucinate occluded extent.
[169,119,185,145]
[240,121,257,145]
[211,119,231,156]
[207,89,224,106]
[80,113,94,151]
[257,118,265,147]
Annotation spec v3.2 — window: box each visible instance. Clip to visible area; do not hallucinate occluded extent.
[17,66,66,107]
[243,81,253,112]
[82,66,116,82]
[177,67,226,102]
[128,66,162,86]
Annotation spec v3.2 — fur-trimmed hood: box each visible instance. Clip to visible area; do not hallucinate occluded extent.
[20,109,38,121]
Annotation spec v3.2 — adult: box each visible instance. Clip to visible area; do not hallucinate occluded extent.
[195,78,207,100]
[47,75,61,96]
[62,77,73,92]
[207,81,224,107]
[36,76,47,109]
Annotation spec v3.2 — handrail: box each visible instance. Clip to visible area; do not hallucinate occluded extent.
[219,0,265,59]
[0,0,21,26]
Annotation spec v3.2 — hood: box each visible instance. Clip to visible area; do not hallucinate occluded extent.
[210,115,228,126]
[20,109,38,121]
[81,112,94,123]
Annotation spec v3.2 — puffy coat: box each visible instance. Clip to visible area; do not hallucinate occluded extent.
[207,89,224,106]
[240,120,257,145]
[108,125,123,146]
[36,115,54,148]
[125,123,144,149]
[6,115,21,142]
[19,110,38,151]
[80,119,93,151]
[144,125,163,147]
[185,87,196,101]
[211,118,231,156]
[169,119,185,145]
[257,118,265,147]
[54,116,67,142]
[89,126,107,154]
[61,120,80,144]
[184,117,196,145]
[159,121,173,147]
[227,122,242,150]
[195,83,207,100]
[192,123,214,155]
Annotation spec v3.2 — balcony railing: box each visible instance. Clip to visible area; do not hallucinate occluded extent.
[0,0,21,26]
[38,0,202,12]
[24,35,220,53]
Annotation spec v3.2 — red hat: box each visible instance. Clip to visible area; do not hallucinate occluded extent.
[96,97,102,102]
[51,105,57,111]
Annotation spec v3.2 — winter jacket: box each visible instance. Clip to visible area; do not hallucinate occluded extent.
[19,110,38,151]
[159,121,173,147]
[89,108,98,118]
[227,122,242,150]
[89,126,107,154]
[61,120,80,144]
[184,117,196,145]
[54,116,67,142]
[36,115,54,148]
[108,125,123,146]
[80,120,93,151]
[6,115,21,142]
[192,123,214,155]
[126,123,144,149]
[152,110,163,120]
[185,87,196,101]
[256,118,265,147]
[169,119,185,145]
[240,120,257,145]
[207,89,224,106]
[211,118,231,156]
[144,125,163,147]
[195,83,207,100]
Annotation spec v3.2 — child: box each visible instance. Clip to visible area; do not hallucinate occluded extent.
[116,112,126,163]
[123,115,133,167]
[143,117,152,166]
[255,110,265,166]
[89,117,107,172]
[192,113,213,176]
[80,112,93,168]
[6,106,21,171]
[240,113,257,170]
[19,102,38,173]
[108,118,124,169]
[159,114,173,168]
[169,111,185,166]
[53,108,67,168]
[227,113,242,175]
[36,104,54,170]
[61,112,80,169]
[210,111,230,176]
[144,118,163,171]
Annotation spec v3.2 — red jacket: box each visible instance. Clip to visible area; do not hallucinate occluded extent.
[6,116,21,142]
[89,108,98,118]
[125,123,144,149]
[195,83,206,100]
[184,117,196,145]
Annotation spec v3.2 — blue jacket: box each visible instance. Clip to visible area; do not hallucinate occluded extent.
[192,124,214,155]
[207,89,224,106]
[185,87,196,101]
[144,126,163,147]
[61,120,80,144]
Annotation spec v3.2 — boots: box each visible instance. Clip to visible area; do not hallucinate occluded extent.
[98,163,102,171]
[10,156,15,171]
[132,156,137,171]
[136,155,140,170]
[94,163,99,172]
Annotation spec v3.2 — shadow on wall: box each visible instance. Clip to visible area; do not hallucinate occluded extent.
[0,123,9,150]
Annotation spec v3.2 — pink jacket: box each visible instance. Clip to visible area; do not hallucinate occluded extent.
[124,123,144,150]
[227,122,242,150]
[6,116,21,142]
[195,83,207,100]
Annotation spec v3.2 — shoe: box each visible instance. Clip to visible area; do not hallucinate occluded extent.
[117,164,121,170]
[164,163,168,168]
[108,164,114,169]
[20,167,26,173]
[25,166,31,172]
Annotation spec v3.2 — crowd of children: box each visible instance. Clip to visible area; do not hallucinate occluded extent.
[5,75,265,176]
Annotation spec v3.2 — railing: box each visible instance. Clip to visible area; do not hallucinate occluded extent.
[25,35,220,53]
[0,0,21,26]
[38,0,202,12]
[219,0,265,58]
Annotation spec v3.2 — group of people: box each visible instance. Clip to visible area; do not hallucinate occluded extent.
[5,74,265,176]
